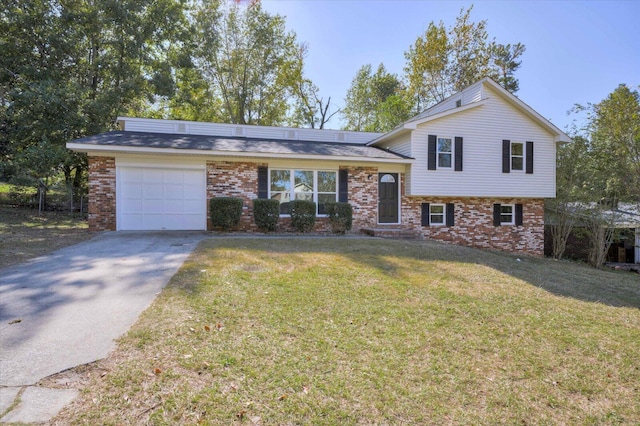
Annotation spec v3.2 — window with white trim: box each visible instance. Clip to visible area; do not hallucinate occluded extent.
[511,142,524,171]
[430,204,445,226]
[269,169,337,215]
[437,137,452,168]
[500,204,515,225]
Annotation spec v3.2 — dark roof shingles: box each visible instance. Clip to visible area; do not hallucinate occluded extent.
[71,131,411,160]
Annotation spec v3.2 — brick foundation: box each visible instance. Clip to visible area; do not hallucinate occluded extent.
[87,156,116,231]
[402,196,544,256]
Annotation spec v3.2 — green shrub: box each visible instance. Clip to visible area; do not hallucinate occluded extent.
[325,202,353,234]
[253,198,280,232]
[290,200,316,233]
[210,197,243,231]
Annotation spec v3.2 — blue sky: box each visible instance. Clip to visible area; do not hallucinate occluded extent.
[261,0,640,132]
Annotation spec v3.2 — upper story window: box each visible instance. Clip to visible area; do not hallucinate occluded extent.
[437,137,452,168]
[511,142,524,171]
[503,140,533,174]
[428,134,463,171]
[270,169,337,215]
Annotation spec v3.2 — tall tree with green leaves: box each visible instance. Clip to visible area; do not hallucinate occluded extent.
[552,85,639,267]
[589,84,640,202]
[342,63,411,132]
[1,0,191,194]
[404,6,525,113]
[190,0,302,126]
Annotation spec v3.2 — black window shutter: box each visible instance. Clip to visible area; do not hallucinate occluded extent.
[421,203,430,226]
[515,203,523,226]
[446,203,455,226]
[493,203,502,226]
[454,137,463,171]
[428,135,437,170]
[338,169,348,202]
[526,141,534,174]
[257,166,268,199]
[502,140,511,173]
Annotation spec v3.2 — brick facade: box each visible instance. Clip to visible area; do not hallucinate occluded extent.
[347,166,379,230]
[402,196,545,256]
[87,159,544,255]
[87,156,116,231]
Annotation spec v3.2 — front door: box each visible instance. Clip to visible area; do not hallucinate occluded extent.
[378,173,399,223]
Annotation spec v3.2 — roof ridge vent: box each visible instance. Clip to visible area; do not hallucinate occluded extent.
[337,132,346,142]
[286,129,297,139]
[176,123,187,133]
[234,126,245,136]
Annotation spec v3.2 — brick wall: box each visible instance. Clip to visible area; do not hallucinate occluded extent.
[88,158,543,255]
[346,166,379,230]
[205,162,376,233]
[88,156,116,231]
[402,196,545,256]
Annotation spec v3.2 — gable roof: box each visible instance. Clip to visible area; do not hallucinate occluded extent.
[67,131,413,163]
[369,78,572,146]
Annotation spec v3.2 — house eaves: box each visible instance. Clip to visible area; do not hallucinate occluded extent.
[369,77,572,146]
[478,78,572,143]
[368,100,486,146]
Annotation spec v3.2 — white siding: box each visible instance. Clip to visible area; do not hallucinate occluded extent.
[377,134,412,157]
[408,85,556,198]
[413,81,484,119]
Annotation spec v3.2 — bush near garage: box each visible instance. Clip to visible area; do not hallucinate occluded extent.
[325,202,353,234]
[289,200,316,233]
[252,198,280,232]
[210,197,243,231]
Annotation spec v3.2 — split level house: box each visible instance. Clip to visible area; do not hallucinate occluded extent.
[67,78,572,256]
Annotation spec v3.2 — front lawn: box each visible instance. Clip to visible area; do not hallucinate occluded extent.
[54,238,640,425]
[0,206,91,269]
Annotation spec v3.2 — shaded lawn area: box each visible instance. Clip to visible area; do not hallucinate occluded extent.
[55,238,640,425]
[0,206,91,269]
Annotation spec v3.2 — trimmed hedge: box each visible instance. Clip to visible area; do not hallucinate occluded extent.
[290,199,316,233]
[325,202,353,234]
[253,198,280,232]
[210,197,243,231]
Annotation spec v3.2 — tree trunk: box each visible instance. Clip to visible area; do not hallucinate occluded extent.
[549,203,575,260]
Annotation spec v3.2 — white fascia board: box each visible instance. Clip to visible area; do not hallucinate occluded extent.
[66,143,414,164]
[368,100,487,146]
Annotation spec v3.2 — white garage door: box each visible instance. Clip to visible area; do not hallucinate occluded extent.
[118,166,206,230]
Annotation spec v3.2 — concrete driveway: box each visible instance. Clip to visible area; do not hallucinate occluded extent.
[0,231,206,423]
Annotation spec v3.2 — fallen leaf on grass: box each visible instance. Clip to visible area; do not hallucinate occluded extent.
[8,318,21,325]
[154,368,162,375]
[278,394,287,401]
[204,325,211,331]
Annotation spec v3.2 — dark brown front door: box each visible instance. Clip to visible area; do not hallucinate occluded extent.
[378,173,398,223]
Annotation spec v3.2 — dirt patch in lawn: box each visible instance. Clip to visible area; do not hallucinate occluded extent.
[0,206,94,269]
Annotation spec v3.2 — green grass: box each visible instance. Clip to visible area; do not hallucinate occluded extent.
[54,238,640,425]
[0,206,90,268]
[0,182,13,193]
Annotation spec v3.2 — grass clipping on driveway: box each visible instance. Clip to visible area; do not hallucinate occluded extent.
[56,238,640,425]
